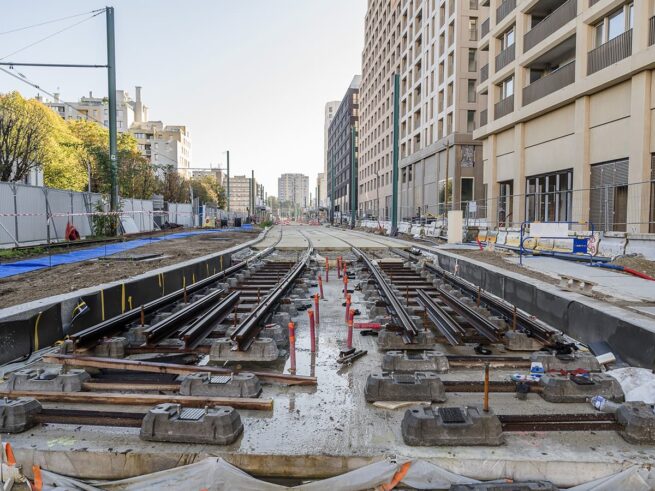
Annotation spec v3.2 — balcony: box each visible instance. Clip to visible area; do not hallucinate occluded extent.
[481,18,490,38]
[589,0,600,5]
[495,43,515,72]
[480,109,488,126]
[587,29,632,75]
[494,95,514,119]
[480,63,489,82]
[523,61,575,106]
[523,0,577,53]
[650,16,655,46]
[496,0,516,24]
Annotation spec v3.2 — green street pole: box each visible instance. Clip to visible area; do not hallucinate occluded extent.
[106,7,118,233]
[350,126,357,229]
[330,153,335,225]
[391,73,400,236]
[226,150,230,213]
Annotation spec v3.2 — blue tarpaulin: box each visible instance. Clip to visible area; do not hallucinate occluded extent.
[0,228,249,280]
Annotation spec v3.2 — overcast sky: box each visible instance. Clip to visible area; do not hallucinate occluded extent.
[0,1,366,196]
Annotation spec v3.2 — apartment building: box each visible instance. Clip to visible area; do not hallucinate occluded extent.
[131,122,192,178]
[327,76,361,221]
[45,89,138,132]
[278,173,310,207]
[474,0,655,233]
[360,0,484,222]
[321,102,340,207]
[229,175,257,213]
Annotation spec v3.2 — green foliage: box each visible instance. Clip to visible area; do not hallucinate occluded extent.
[259,219,274,228]
[91,197,119,236]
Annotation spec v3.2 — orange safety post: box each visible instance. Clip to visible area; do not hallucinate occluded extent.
[325,257,329,282]
[314,293,320,324]
[317,274,324,299]
[345,293,351,321]
[308,309,316,353]
[288,322,296,373]
[347,308,355,349]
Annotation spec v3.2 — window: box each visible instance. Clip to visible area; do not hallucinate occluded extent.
[467,110,476,132]
[498,180,513,227]
[590,159,629,232]
[501,76,514,99]
[594,3,633,47]
[468,48,477,72]
[468,18,477,41]
[461,177,474,202]
[467,80,476,102]
[526,170,572,222]
[501,26,515,50]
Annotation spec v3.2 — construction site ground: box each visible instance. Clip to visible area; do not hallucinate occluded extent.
[0,229,258,309]
[4,226,655,488]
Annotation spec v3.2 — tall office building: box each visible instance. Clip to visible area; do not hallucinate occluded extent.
[278,173,310,208]
[474,0,654,233]
[327,76,361,221]
[359,0,484,221]
[321,101,340,207]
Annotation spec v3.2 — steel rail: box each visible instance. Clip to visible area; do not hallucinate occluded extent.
[436,284,500,343]
[143,288,226,343]
[352,246,419,340]
[415,289,464,345]
[499,413,619,432]
[231,243,313,350]
[70,244,277,348]
[395,247,556,343]
[35,408,144,428]
[180,290,241,348]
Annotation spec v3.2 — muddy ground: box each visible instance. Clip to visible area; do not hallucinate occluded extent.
[612,255,655,279]
[0,230,258,309]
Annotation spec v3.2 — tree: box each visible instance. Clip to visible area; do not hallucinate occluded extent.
[217,185,227,210]
[190,174,222,204]
[0,92,64,183]
[158,164,190,203]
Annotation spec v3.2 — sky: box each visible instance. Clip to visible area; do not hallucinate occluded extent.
[0,0,367,197]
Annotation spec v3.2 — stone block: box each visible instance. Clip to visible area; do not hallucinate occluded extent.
[402,405,503,446]
[126,325,148,346]
[271,312,291,327]
[381,350,449,373]
[616,402,655,444]
[94,337,127,358]
[531,351,601,372]
[0,398,42,433]
[365,372,446,402]
[3,368,89,392]
[179,372,261,398]
[503,331,542,351]
[140,404,243,445]
[377,329,436,350]
[539,373,624,403]
[260,323,289,348]
[209,338,279,362]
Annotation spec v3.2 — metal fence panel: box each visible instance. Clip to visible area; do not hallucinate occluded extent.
[14,184,47,244]
[0,182,17,246]
[46,188,73,241]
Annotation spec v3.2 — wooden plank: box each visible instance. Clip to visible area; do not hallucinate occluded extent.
[43,354,317,386]
[0,390,272,411]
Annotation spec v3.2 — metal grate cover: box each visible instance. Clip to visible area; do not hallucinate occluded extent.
[209,375,232,384]
[178,408,205,421]
[394,374,417,385]
[439,407,466,424]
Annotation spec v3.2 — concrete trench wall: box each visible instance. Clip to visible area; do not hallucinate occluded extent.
[0,229,270,365]
[432,251,655,369]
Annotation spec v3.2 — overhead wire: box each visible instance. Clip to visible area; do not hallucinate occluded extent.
[0,9,104,36]
[0,11,104,61]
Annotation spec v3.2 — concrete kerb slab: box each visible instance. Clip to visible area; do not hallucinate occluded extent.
[0,227,271,323]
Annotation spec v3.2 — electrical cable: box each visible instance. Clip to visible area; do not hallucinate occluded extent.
[0,9,104,35]
[0,11,104,61]
[0,65,107,126]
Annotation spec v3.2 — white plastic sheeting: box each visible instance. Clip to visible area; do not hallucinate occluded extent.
[36,458,655,491]
[607,367,655,404]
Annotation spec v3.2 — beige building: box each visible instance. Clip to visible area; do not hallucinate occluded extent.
[475,0,655,233]
[229,175,258,214]
[359,0,484,222]
[130,122,192,178]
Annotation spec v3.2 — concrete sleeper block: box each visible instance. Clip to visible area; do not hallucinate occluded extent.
[539,373,624,403]
[616,402,655,444]
[2,368,90,393]
[381,350,449,373]
[377,329,436,350]
[531,351,601,372]
[0,398,42,433]
[179,372,261,398]
[140,403,243,445]
[364,372,446,402]
[209,337,279,362]
[401,405,504,446]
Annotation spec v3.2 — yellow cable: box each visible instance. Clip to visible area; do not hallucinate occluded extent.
[33,311,42,351]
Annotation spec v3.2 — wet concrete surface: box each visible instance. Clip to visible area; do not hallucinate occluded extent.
[5,226,655,486]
